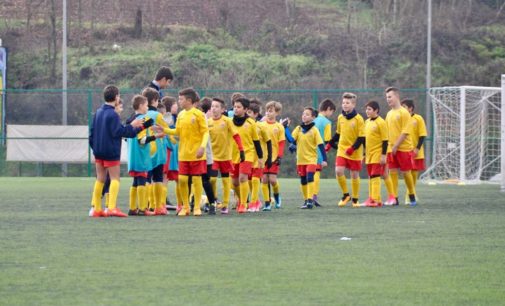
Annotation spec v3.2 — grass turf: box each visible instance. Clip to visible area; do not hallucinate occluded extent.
[0,177,504,305]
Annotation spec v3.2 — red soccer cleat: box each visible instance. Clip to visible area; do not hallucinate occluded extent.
[237,204,247,214]
[107,208,128,217]
[154,207,168,216]
[89,208,107,218]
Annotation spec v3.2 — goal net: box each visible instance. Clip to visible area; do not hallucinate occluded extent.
[421,86,502,185]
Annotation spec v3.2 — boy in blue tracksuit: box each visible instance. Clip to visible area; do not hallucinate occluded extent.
[88,85,149,217]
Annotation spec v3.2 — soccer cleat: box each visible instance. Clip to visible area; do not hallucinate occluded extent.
[107,208,128,217]
[362,197,373,207]
[313,200,322,207]
[204,203,210,213]
[220,207,229,215]
[208,203,216,215]
[300,201,309,209]
[409,200,417,207]
[274,194,282,209]
[154,207,168,216]
[306,199,314,209]
[404,193,411,205]
[351,201,361,208]
[89,208,107,218]
[216,203,224,210]
[138,209,156,216]
[338,195,351,207]
[237,204,247,214]
[178,207,190,217]
[176,204,183,214]
[193,206,202,216]
[262,203,272,211]
[128,209,139,216]
[384,195,397,206]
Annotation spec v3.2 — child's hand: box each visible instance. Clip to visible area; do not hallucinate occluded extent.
[130,118,144,128]
[288,143,297,153]
[321,161,328,168]
[152,124,164,133]
[258,158,265,168]
[196,147,205,159]
[380,154,387,165]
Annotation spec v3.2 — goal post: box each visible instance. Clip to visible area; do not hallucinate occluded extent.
[422,85,502,187]
[502,74,505,192]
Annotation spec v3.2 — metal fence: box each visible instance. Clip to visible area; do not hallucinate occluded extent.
[0,88,430,177]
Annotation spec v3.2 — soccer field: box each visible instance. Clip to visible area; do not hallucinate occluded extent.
[1,177,504,305]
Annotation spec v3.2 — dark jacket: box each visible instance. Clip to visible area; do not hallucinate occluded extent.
[89,104,140,161]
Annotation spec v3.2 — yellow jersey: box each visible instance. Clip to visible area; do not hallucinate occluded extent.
[410,113,428,159]
[364,116,388,164]
[385,107,413,152]
[172,107,209,161]
[208,115,238,162]
[336,113,365,161]
[262,121,286,160]
[232,117,260,163]
[292,124,323,165]
[253,121,271,168]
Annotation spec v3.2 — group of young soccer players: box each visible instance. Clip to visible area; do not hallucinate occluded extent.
[88,66,427,217]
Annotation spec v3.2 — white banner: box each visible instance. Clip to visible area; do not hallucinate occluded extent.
[6,125,127,162]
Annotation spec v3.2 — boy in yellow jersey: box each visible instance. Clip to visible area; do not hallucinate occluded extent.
[312,98,336,207]
[362,101,392,207]
[88,85,146,217]
[247,100,272,212]
[401,99,427,205]
[142,87,170,215]
[326,93,365,207]
[260,101,286,211]
[292,107,328,209]
[231,97,264,214]
[384,87,417,206]
[154,88,210,216]
[208,97,245,214]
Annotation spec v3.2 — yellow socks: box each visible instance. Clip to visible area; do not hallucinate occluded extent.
[337,175,348,194]
[192,176,203,214]
[222,176,231,207]
[153,183,163,210]
[412,170,418,186]
[314,171,321,196]
[91,181,105,211]
[251,177,260,203]
[300,183,308,200]
[262,183,271,202]
[370,177,381,202]
[351,177,360,199]
[179,175,190,212]
[210,176,218,198]
[383,175,394,196]
[129,186,137,211]
[390,171,399,197]
[108,179,120,209]
[104,193,110,209]
[403,170,416,196]
[239,181,249,206]
[307,181,314,200]
[272,181,280,194]
[137,185,148,211]
[175,182,182,206]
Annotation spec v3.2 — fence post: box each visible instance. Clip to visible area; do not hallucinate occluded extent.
[87,90,93,177]
[312,90,318,109]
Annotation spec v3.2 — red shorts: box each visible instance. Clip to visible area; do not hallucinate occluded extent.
[129,171,148,178]
[297,164,317,177]
[166,170,178,181]
[315,164,322,171]
[336,156,362,171]
[264,163,280,174]
[412,158,425,171]
[95,158,120,168]
[179,160,207,176]
[366,164,385,177]
[212,160,234,174]
[249,167,263,179]
[387,151,414,171]
[231,161,253,178]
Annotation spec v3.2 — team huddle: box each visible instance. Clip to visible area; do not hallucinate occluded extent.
[88,67,427,217]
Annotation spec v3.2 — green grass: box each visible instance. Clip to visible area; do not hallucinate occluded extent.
[1,178,505,305]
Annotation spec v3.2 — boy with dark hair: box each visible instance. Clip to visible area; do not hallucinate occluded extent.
[155,88,210,216]
[231,97,263,213]
[384,87,417,206]
[326,93,365,208]
[401,98,427,205]
[209,97,245,214]
[261,101,285,211]
[88,85,146,217]
[292,107,328,209]
[247,100,272,212]
[149,66,173,97]
[142,87,170,215]
[126,95,158,216]
[363,101,394,207]
[312,98,336,207]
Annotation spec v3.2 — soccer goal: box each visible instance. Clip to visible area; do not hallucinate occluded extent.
[421,83,504,191]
